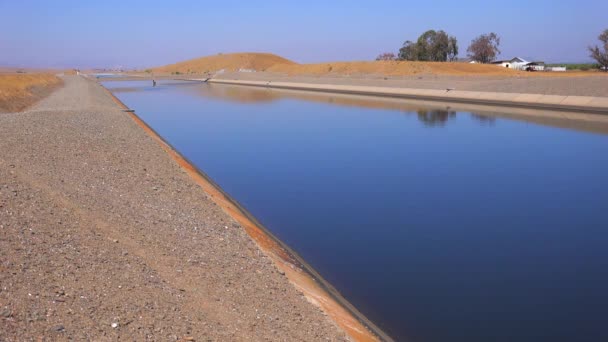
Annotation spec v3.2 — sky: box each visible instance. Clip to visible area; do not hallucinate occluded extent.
[1,0,607,68]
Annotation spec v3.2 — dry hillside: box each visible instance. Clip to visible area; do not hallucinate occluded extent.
[267,60,526,76]
[153,52,295,74]
[153,52,531,77]
[154,52,606,78]
[0,73,63,112]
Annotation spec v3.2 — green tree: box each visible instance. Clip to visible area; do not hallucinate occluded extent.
[398,41,418,60]
[448,36,459,61]
[588,29,608,71]
[415,30,436,60]
[398,30,458,62]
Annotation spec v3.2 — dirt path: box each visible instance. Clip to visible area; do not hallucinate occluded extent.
[0,76,349,341]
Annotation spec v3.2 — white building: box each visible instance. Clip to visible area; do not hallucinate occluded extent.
[492,57,545,71]
[546,66,567,72]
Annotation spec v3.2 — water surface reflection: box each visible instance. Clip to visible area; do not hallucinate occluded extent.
[104,80,608,342]
[196,83,608,133]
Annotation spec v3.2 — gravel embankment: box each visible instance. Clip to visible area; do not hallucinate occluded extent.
[214,71,608,97]
[0,76,349,341]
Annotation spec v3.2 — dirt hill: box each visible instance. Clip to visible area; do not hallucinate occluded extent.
[267,60,526,76]
[152,53,296,74]
[153,52,533,77]
[156,52,607,77]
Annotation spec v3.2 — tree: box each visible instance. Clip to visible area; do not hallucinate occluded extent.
[415,30,437,61]
[588,29,608,71]
[448,36,459,61]
[376,52,396,61]
[398,30,458,62]
[416,109,456,126]
[398,41,418,61]
[467,33,501,63]
[430,30,448,61]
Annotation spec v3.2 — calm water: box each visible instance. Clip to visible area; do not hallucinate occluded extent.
[104,80,608,342]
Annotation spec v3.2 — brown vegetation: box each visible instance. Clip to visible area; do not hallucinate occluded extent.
[153,52,606,79]
[153,52,526,76]
[467,32,501,63]
[0,73,62,112]
[266,60,523,76]
[153,52,296,74]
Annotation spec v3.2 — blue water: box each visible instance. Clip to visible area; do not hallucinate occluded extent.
[104,80,608,342]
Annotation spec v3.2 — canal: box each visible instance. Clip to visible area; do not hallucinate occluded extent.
[104,80,608,342]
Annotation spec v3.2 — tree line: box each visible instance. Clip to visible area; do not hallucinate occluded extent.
[375,29,500,63]
[376,29,608,71]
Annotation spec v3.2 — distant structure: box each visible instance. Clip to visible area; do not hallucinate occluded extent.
[454,57,476,63]
[491,57,545,71]
[546,66,567,72]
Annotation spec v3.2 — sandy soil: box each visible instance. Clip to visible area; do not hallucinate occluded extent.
[151,52,526,76]
[153,53,296,74]
[141,52,608,97]
[0,75,350,341]
[0,74,63,112]
[150,52,606,79]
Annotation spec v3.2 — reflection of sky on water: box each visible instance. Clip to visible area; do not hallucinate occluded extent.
[105,79,608,342]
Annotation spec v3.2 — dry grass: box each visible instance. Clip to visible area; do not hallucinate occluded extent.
[153,52,607,78]
[0,73,62,112]
[267,60,528,76]
[153,52,296,74]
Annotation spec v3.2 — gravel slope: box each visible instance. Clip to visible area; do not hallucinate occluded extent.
[213,72,608,97]
[0,76,348,341]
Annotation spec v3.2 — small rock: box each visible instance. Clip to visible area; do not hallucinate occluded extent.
[111,322,119,329]
[53,325,65,332]
[1,309,12,318]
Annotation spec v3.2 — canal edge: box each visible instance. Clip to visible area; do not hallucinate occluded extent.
[207,78,608,116]
[95,79,395,342]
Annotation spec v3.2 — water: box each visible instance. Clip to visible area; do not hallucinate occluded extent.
[104,80,608,342]
[93,73,123,78]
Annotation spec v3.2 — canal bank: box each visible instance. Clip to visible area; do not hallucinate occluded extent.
[100,79,390,342]
[207,78,608,115]
[0,75,377,341]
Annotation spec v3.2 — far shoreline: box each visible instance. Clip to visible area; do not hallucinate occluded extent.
[97,72,608,125]
[206,78,608,115]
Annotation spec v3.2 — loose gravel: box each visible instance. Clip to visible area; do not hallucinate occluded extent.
[0,76,348,341]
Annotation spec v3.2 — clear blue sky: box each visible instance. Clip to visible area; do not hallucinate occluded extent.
[1,0,606,68]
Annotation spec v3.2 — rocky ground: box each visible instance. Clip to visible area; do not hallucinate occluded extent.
[213,72,608,97]
[0,76,349,341]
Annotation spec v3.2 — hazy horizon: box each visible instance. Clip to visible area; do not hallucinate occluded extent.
[1,0,606,69]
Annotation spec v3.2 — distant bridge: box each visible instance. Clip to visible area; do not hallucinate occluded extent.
[87,74,210,82]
